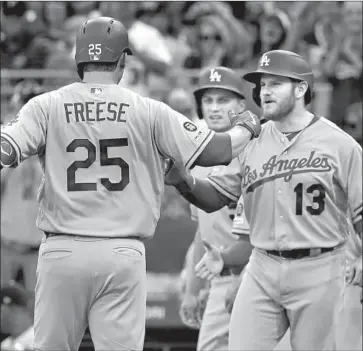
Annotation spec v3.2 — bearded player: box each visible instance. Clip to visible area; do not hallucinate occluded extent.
[166,50,362,350]
[0,17,261,351]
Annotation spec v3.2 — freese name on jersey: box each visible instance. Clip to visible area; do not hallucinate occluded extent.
[64,101,129,124]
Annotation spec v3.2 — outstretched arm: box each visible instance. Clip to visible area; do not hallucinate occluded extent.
[195,111,261,167]
[165,163,231,213]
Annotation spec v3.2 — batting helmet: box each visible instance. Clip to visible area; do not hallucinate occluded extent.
[193,66,245,119]
[243,50,314,106]
[75,17,132,77]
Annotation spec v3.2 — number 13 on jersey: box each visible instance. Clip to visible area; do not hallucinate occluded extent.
[294,182,326,216]
[66,138,130,192]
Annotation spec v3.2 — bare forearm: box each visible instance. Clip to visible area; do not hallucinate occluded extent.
[195,126,252,167]
[175,177,229,213]
[221,236,253,268]
[185,228,206,296]
[322,42,341,76]
[227,126,253,159]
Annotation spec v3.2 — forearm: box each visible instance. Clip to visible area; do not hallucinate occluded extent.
[175,176,229,213]
[185,228,207,296]
[221,236,253,268]
[281,17,302,52]
[321,43,341,76]
[227,126,253,159]
[195,126,252,167]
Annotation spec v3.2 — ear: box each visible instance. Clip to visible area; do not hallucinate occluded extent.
[296,81,308,100]
[238,98,246,112]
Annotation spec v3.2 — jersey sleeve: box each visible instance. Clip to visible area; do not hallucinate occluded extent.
[153,101,214,170]
[1,95,48,164]
[343,141,362,228]
[207,157,242,202]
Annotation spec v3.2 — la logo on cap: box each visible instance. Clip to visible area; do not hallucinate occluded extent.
[260,54,270,67]
[209,68,222,82]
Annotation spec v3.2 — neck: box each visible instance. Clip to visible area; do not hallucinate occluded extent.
[273,108,314,133]
[83,72,121,85]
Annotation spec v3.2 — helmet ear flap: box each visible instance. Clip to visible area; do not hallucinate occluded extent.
[77,64,84,80]
[252,85,261,107]
[194,91,204,119]
[197,103,203,119]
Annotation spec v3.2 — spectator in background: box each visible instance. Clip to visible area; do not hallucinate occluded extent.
[183,2,250,70]
[1,82,44,293]
[1,1,34,68]
[252,9,290,58]
[251,2,310,62]
[22,2,74,72]
[166,88,199,124]
[152,2,194,70]
[184,14,232,69]
[1,281,34,351]
[99,1,172,97]
[320,1,362,129]
[42,14,85,87]
[344,101,362,145]
[42,2,73,40]
[70,1,99,17]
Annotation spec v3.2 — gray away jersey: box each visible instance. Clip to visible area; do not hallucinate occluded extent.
[208,118,362,250]
[1,83,214,238]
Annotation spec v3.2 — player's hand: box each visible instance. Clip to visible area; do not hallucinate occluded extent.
[346,256,362,287]
[228,110,261,139]
[195,240,224,280]
[179,294,202,329]
[224,276,241,314]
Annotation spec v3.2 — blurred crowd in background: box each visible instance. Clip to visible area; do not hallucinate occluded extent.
[1,1,362,141]
[0,1,362,350]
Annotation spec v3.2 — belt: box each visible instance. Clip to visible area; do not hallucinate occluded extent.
[44,232,142,241]
[220,267,233,277]
[266,247,335,259]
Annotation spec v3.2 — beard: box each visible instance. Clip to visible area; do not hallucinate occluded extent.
[262,93,295,121]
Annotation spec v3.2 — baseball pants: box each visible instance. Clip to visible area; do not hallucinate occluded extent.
[229,246,345,350]
[34,234,146,351]
[336,284,362,351]
[197,275,235,351]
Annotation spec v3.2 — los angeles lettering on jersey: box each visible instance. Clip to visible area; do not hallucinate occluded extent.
[243,151,332,193]
[64,102,129,123]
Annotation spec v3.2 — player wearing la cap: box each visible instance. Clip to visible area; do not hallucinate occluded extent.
[0,17,261,351]
[166,50,362,350]
[179,66,253,350]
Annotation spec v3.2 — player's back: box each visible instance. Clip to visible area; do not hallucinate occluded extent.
[38,83,166,238]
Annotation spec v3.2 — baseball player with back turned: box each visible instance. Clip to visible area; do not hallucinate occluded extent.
[179,66,253,350]
[0,17,261,351]
[165,49,362,350]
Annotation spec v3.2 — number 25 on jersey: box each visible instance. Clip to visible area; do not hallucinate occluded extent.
[66,138,129,192]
